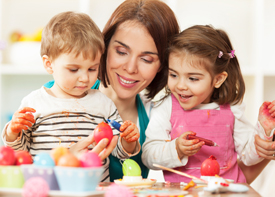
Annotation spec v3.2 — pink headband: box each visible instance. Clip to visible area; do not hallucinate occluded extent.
[218,50,235,58]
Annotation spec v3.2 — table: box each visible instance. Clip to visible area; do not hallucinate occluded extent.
[99,182,261,197]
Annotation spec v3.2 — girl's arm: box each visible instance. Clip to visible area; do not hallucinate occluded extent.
[142,96,188,170]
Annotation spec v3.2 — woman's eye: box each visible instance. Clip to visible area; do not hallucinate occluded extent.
[70,69,78,72]
[141,58,153,63]
[116,49,127,55]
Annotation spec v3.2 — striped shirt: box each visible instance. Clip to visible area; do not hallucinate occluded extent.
[2,87,140,182]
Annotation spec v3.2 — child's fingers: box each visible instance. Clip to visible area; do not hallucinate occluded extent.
[18,107,36,114]
[10,124,28,133]
[120,123,135,137]
[119,120,131,132]
[124,132,140,142]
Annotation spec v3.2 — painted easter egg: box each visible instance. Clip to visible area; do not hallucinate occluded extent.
[57,153,80,167]
[33,153,55,167]
[94,122,113,146]
[201,155,220,176]
[15,150,33,165]
[80,152,102,168]
[50,146,69,165]
[0,146,16,165]
[122,159,141,176]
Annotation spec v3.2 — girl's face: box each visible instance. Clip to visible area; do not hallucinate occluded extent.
[168,53,218,110]
[44,52,101,99]
[106,21,160,100]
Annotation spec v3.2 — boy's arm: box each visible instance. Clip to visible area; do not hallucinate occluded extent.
[107,105,140,159]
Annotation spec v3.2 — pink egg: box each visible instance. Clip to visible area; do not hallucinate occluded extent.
[80,152,102,167]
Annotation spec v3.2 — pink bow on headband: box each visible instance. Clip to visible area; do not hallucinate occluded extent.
[218,50,235,58]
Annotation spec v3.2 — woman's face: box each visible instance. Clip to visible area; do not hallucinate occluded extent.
[106,21,160,100]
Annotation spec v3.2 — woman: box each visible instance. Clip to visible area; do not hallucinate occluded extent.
[45,0,180,182]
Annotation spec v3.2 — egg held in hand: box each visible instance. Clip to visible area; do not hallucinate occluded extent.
[94,122,113,146]
[201,155,220,176]
[122,159,142,182]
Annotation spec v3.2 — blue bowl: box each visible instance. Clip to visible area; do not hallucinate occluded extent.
[54,166,103,192]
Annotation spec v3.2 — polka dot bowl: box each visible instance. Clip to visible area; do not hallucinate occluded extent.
[20,164,59,190]
[54,166,103,192]
[0,165,25,188]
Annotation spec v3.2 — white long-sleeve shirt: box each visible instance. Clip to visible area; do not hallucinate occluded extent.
[142,95,271,171]
[2,86,140,182]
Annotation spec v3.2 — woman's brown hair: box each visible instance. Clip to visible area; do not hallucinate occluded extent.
[168,25,245,105]
[99,0,180,99]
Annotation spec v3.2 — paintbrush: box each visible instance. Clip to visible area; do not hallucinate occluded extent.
[153,164,208,183]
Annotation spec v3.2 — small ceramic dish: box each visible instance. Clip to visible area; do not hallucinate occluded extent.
[114,178,157,187]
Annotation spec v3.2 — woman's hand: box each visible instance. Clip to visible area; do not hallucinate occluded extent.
[175,131,204,160]
[255,134,275,159]
[70,133,118,160]
[258,101,275,136]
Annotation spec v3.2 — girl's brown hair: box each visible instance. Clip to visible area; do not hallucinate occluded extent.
[99,0,180,99]
[41,11,104,61]
[168,25,245,105]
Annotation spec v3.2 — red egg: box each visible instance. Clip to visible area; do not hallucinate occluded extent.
[201,155,220,176]
[15,150,33,165]
[80,152,102,168]
[94,122,113,146]
[0,146,16,165]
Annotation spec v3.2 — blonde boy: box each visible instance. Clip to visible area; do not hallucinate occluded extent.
[2,11,140,182]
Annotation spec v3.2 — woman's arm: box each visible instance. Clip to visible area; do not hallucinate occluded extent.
[238,158,270,184]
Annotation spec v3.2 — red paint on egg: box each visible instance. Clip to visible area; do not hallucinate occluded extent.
[201,155,220,176]
[94,122,113,146]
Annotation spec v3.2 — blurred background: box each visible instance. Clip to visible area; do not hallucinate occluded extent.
[0,0,274,196]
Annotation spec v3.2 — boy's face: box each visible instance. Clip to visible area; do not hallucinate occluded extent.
[44,52,101,99]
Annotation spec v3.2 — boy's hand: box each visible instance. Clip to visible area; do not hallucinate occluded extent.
[176,131,204,160]
[119,120,140,143]
[258,101,275,136]
[8,107,36,133]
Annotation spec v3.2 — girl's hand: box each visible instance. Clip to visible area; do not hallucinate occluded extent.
[120,120,140,143]
[8,107,36,133]
[175,131,204,160]
[255,134,275,160]
[258,101,275,136]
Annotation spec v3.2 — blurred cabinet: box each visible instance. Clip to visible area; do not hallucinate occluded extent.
[1,0,275,143]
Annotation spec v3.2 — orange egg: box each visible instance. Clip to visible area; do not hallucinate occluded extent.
[57,153,80,167]
[51,146,69,164]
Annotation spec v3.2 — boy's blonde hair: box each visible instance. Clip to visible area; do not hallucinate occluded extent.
[41,11,104,61]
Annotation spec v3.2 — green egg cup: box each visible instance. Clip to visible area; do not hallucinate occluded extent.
[0,166,25,188]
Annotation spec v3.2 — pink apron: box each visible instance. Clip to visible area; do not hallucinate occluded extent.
[163,94,246,183]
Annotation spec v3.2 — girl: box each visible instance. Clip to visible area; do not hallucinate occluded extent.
[142,25,275,183]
